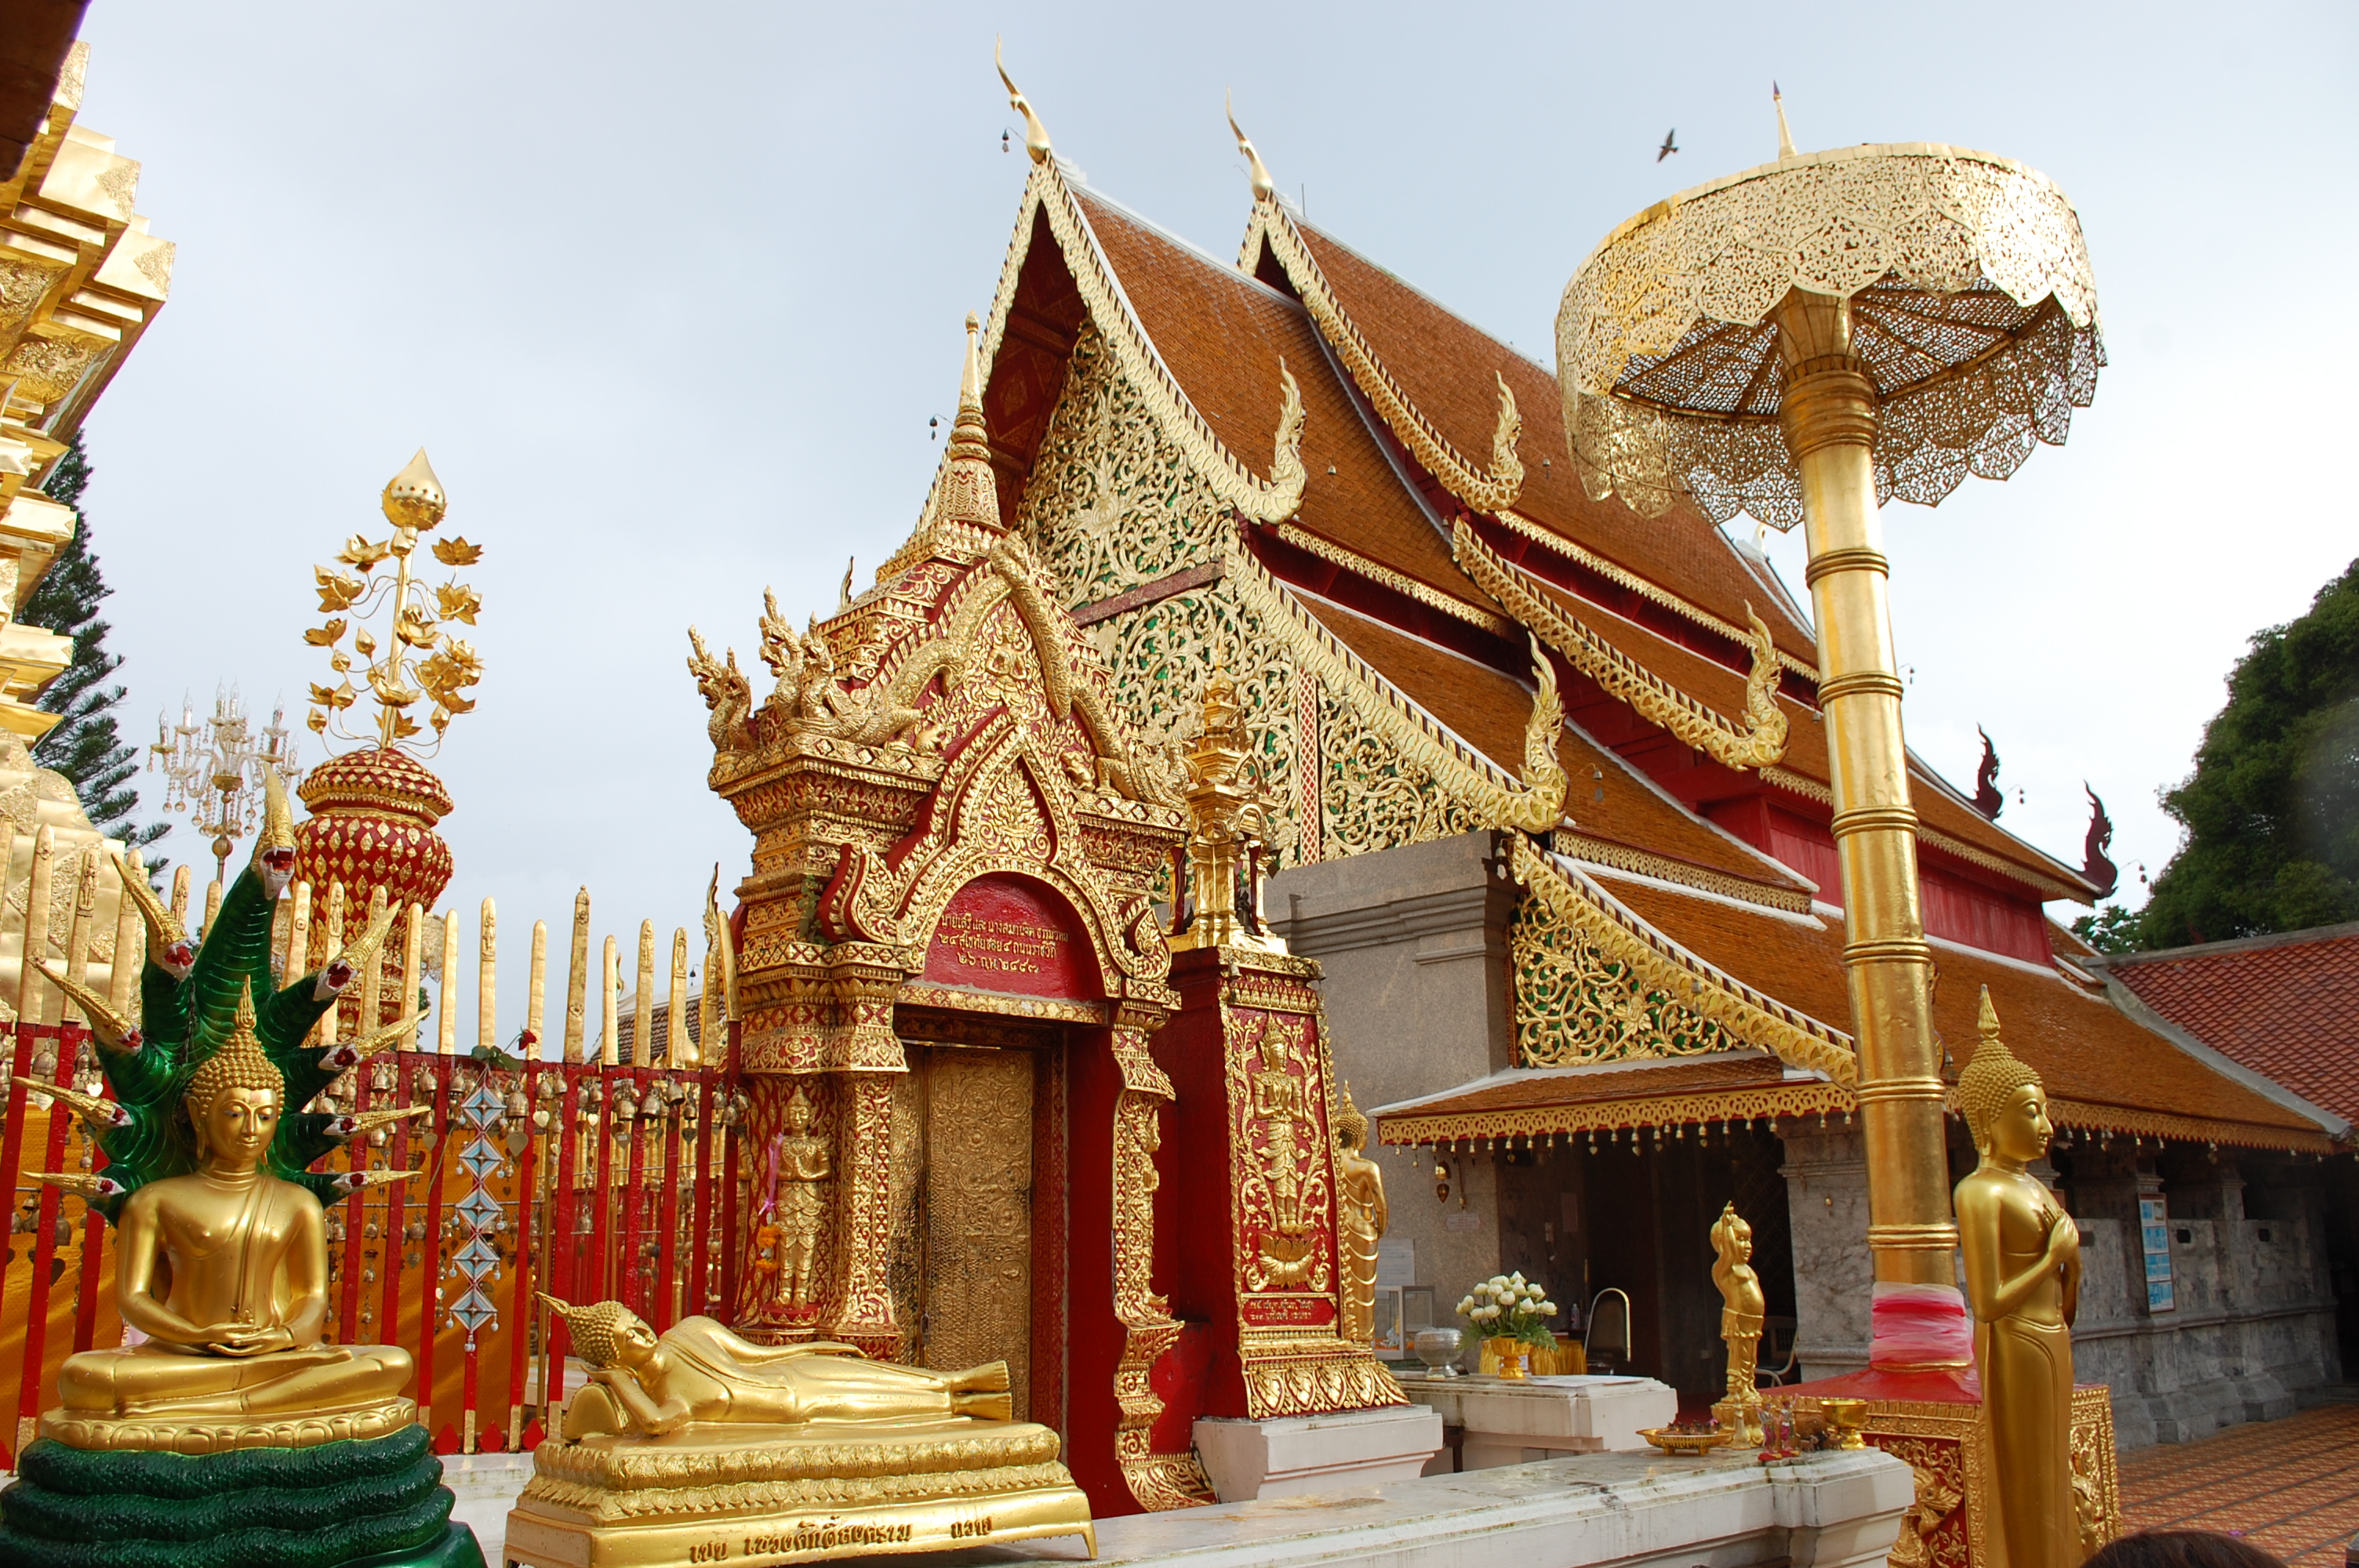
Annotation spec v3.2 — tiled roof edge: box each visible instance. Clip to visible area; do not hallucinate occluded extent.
[2086,970,2350,1141]
[2085,919,2359,968]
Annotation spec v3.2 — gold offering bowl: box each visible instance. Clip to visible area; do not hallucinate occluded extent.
[1640,1425,1735,1457]
[1819,1398,1870,1450]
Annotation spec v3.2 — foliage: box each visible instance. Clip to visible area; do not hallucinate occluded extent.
[2068,904,2144,955]
[26,434,168,857]
[2138,559,2359,949]
[1456,1272,1559,1348]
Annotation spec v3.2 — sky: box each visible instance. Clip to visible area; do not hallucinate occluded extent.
[57,0,2359,1026]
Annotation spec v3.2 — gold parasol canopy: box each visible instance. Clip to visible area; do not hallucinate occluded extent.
[1557,140,2104,529]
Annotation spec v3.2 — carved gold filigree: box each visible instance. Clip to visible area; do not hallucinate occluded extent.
[1229,551,1566,836]
[1017,325,1237,607]
[1558,143,2103,530]
[1246,200,1525,514]
[1508,836,1854,1080]
[1455,519,1789,771]
[978,158,1307,524]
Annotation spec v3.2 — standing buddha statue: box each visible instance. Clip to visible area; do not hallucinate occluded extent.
[1954,988,2083,1568]
[1709,1201,1767,1445]
[1332,1081,1387,1348]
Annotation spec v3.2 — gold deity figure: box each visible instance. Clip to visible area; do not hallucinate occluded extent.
[543,1297,1012,1438]
[1955,989,2083,1568]
[56,985,413,1430]
[1332,1082,1387,1348]
[1251,1024,1307,1235]
[775,1086,831,1308]
[1709,1201,1766,1445]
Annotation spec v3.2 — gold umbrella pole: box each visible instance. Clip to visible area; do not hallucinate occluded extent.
[1776,290,1956,1294]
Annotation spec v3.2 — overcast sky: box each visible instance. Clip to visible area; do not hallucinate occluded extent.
[62,0,2357,1025]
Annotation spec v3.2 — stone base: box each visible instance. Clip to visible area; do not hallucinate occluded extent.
[1190,1405,1444,1502]
[501,1417,1094,1567]
[0,1425,472,1568]
[1397,1371,1677,1471]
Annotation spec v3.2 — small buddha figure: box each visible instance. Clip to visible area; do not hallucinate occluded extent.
[1954,989,2083,1568]
[1332,1083,1387,1348]
[543,1297,1012,1438]
[56,985,413,1422]
[1709,1201,1766,1443]
[775,1087,831,1308]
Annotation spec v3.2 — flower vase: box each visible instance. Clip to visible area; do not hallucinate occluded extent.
[1485,1335,1529,1380]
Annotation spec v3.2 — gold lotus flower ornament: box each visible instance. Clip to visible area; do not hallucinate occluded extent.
[302,449,488,755]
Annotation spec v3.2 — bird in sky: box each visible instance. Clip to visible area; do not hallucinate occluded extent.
[1657,128,1679,162]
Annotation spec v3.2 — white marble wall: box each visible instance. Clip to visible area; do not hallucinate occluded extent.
[1778,1123,1874,1379]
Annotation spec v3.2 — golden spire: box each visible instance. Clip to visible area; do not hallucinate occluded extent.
[306,451,486,754]
[380,448,447,532]
[932,313,1003,543]
[1772,82,1797,159]
[996,38,1052,166]
[1226,92,1276,204]
[1169,672,1286,956]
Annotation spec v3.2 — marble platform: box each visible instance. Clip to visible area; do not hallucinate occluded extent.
[852,1446,1910,1568]
[1191,1404,1445,1501]
[1396,1370,1678,1470]
[443,1437,1903,1568]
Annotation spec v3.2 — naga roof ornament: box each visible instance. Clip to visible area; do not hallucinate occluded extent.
[996,39,1053,166]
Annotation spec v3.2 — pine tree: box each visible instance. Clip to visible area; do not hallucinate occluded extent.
[24,433,167,852]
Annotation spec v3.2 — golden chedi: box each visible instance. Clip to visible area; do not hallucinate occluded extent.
[1955,988,2085,1568]
[505,1297,1096,1567]
[0,775,485,1568]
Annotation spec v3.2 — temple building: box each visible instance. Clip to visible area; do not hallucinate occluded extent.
[914,114,2350,1446]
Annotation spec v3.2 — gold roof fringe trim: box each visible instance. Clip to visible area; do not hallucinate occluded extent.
[970,154,1307,525]
[1378,1079,1853,1149]
[1224,548,1565,833]
[1454,517,1790,771]
[1245,200,1525,514]
[1490,509,1821,684]
[1510,834,1857,1082]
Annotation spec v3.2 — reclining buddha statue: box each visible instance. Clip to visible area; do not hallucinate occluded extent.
[543,1296,1013,1436]
[507,1297,1096,1566]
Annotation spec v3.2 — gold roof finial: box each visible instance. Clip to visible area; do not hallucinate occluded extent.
[958,310,985,418]
[996,38,1052,166]
[1226,91,1276,204]
[1772,81,1797,159]
[381,448,447,532]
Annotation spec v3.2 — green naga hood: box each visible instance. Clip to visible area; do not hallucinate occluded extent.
[22,771,421,1223]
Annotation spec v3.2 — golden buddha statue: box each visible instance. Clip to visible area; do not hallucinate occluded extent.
[543,1297,1013,1439]
[1332,1082,1387,1348]
[1709,1201,1766,1445]
[53,982,415,1436]
[1955,989,2083,1568]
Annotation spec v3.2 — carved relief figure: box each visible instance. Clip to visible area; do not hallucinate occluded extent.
[58,985,414,1424]
[1708,1200,1765,1443]
[1332,1082,1387,1347]
[1250,1022,1307,1235]
[542,1297,1010,1438]
[776,1086,831,1308]
[1954,989,2082,1568]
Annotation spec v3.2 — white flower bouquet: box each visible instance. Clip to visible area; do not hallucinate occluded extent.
[1453,1272,1560,1350]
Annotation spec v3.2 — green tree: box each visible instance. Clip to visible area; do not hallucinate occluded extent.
[2069,904,2143,954]
[2137,558,2359,948]
[24,433,168,855]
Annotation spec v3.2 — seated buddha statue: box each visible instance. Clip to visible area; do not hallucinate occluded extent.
[56,988,413,1423]
[543,1296,1011,1439]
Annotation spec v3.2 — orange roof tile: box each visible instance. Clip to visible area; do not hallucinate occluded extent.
[1602,879,2329,1149]
[1074,192,1478,612]
[2100,924,2359,1128]
[1283,220,1819,663]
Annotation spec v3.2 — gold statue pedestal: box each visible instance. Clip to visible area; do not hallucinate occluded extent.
[38,1384,420,1455]
[504,1417,1096,1567]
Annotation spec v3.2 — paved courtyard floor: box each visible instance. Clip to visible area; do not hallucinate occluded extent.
[2118,1402,2359,1567]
